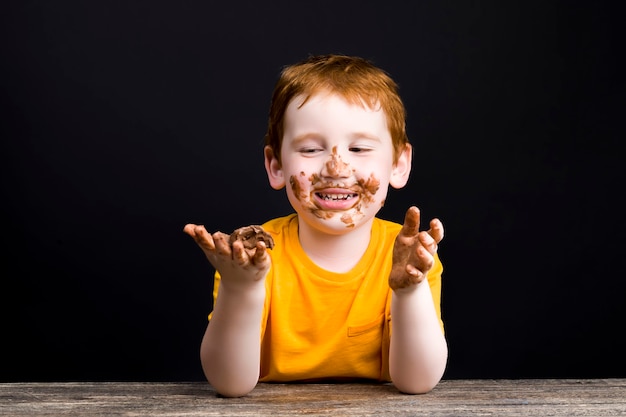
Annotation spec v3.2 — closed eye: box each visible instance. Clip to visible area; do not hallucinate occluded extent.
[349,147,373,153]
[299,147,323,154]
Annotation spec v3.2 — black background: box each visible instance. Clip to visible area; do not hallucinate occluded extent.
[2,1,624,382]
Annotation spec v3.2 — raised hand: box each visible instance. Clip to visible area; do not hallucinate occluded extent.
[183,224,273,286]
[389,206,444,291]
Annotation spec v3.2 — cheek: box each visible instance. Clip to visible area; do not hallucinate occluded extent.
[289,172,311,202]
[358,174,381,205]
[289,172,335,220]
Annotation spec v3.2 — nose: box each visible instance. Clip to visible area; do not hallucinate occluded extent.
[320,147,352,178]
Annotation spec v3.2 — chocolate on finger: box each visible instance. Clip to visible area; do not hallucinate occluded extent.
[228,225,275,250]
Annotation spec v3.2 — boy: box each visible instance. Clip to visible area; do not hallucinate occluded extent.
[184,54,447,397]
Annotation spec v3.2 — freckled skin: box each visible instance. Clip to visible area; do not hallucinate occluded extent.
[289,150,381,228]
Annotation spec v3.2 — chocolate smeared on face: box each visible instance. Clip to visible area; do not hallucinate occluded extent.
[289,172,309,202]
[357,174,380,204]
[324,146,353,177]
[336,173,380,227]
[288,148,382,228]
[229,225,275,250]
[290,173,334,219]
[341,213,357,228]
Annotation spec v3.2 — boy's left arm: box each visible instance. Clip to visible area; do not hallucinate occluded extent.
[388,206,448,394]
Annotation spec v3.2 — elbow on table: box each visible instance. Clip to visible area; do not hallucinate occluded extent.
[393,378,440,395]
[207,378,258,398]
[200,347,260,397]
[391,365,446,395]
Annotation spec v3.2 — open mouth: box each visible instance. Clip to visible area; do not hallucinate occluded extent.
[316,193,358,201]
[312,189,361,211]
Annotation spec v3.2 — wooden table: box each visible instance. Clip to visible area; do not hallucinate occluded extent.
[1,379,625,416]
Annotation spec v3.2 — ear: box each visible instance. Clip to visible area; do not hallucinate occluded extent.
[389,143,412,189]
[264,145,286,190]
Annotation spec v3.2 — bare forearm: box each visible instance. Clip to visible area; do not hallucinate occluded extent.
[389,281,448,394]
[200,283,265,397]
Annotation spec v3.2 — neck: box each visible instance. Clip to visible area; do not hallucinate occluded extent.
[297,218,374,273]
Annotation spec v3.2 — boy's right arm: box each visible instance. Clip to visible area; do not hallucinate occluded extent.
[183,224,271,397]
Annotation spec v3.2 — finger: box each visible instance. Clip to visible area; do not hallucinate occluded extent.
[183,223,206,240]
[391,263,427,290]
[194,225,216,248]
[231,240,249,264]
[184,224,217,250]
[428,218,444,244]
[400,206,421,237]
[414,245,435,271]
[213,232,232,256]
[183,223,197,237]
[418,231,438,254]
[405,263,422,277]
[252,241,268,265]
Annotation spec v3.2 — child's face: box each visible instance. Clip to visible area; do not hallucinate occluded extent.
[266,92,411,234]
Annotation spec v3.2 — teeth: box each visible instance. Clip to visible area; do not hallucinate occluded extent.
[318,193,356,201]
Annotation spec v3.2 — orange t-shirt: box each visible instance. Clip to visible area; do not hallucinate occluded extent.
[211,213,444,382]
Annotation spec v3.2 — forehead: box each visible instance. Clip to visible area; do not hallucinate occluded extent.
[284,92,389,131]
[290,89,381,112]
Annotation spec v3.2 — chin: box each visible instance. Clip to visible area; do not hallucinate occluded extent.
[302,209,375,234]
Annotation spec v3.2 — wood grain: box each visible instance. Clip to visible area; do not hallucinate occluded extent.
[1,379,625,416]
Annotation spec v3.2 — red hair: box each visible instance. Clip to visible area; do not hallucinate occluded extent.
[264,54,409,164]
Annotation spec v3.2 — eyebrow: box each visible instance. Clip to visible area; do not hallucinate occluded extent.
[349,132,382,142]
[290,133,324,144]
[291,132,382,143]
